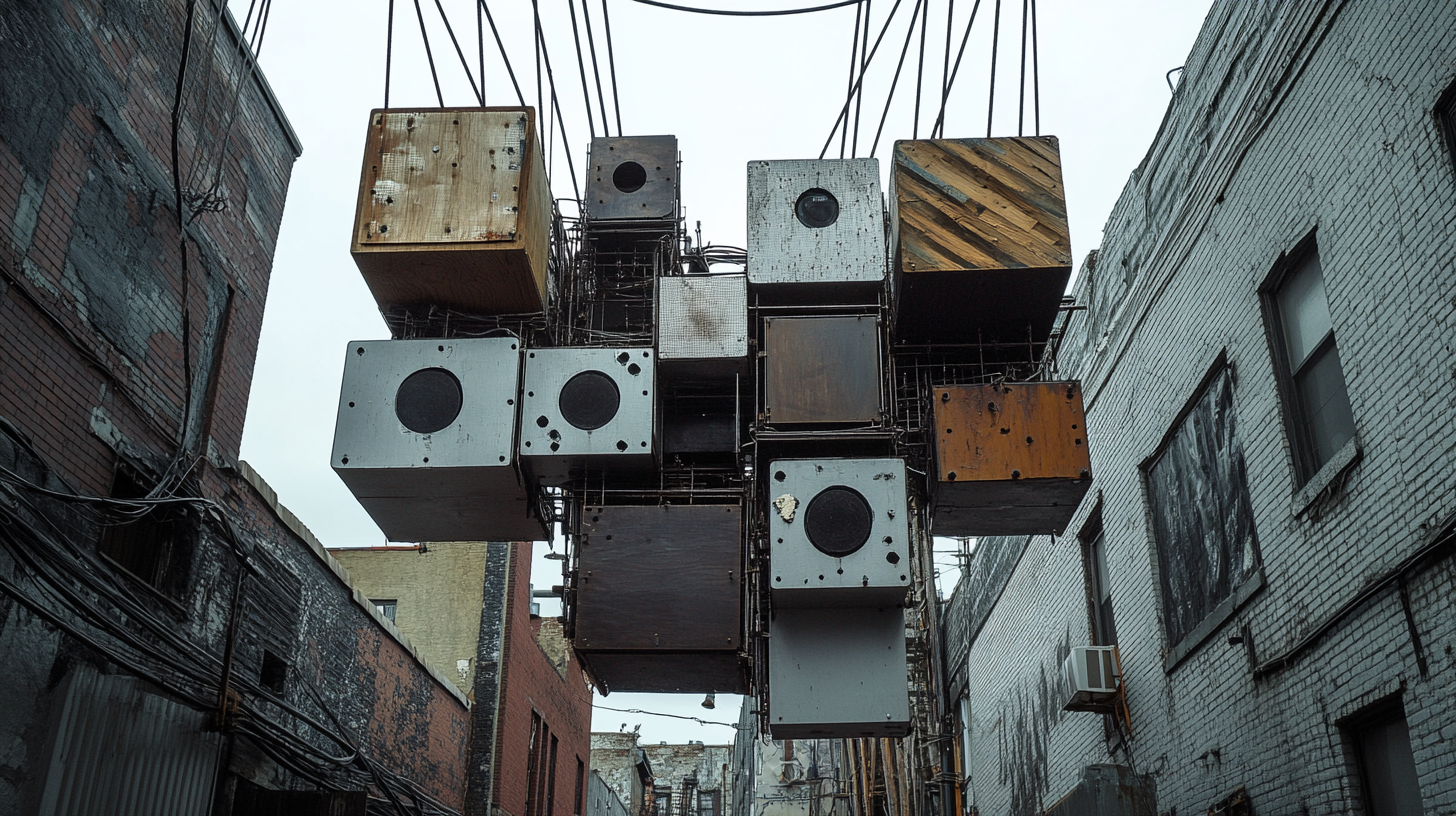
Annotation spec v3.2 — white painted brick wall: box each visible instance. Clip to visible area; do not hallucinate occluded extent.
[957,2,1456,814]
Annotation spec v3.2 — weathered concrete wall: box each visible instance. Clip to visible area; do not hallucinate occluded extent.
[330,543,493,694]
[642,741,734,814]
[588,767,633,816]
[593,731,648,816]
[954,2,1456,815]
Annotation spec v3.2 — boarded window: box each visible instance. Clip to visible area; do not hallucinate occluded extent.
[1144,364,1260,648]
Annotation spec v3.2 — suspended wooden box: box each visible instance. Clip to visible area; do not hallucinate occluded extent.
[890,136,1072,344]
[572,504,745,694]
[762,315,882,427]
[350,107,550,316]
[931,381,1091,535]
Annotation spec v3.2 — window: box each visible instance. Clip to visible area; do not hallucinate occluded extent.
[1263,241,1356,482]
[1144,360,1261,656]
[1350,707,1424,816]
[1080,514,1117,646]
[1438,75,1456,177]
[526,713,543,816]
[653,787,672,816]
[546,735,559,816]
[98,464,190,596]
[574,758,585,816]
[259,650,288,693]
[373,599,398,622]
[696,790,720,816]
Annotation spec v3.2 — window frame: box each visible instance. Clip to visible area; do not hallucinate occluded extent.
[1258,231,1357,488]
[1077,504,1116,648]
[1342,697,1426,816]
[1436,75,1456,179]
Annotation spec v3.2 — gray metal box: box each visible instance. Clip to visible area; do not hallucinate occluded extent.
[330,338,546,542]
[586,136,678,221]
[519,347,657,485]
[768,606,910,739]
[768,458,911,607]
[747,159,886,295]
[658,275,748,378]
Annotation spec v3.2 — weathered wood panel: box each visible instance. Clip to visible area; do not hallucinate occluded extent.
[350,107,550,316]
[763,315,882,426]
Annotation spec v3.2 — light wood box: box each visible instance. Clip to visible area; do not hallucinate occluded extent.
[350,107,550,316]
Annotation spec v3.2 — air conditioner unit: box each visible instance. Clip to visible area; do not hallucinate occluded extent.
[330,338,547,542]
[768,458,911,608]
[585,135,678,222]
[519,347,657,485]
[746,159,886,300]
[1062,645,1120,712]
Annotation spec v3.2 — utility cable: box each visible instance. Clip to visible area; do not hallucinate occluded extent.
[581,0,612,137]
[593,704,744,729]
[432,0,484,105]
[870,0,925,156]
[931,0,982,138]
[601,0,625,135]
[412,0,445,106]
[479,0,526,106]
[170,0,198,456]
[567,0,598,138]
[841,0,863,159]
[631,0,859,15]
[986,0,1000,137]
[817,0,906,159]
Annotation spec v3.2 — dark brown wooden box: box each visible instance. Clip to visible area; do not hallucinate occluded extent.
[931,382,1092,535]
[350,107,550,316]
[763,316,882,427]
[890,137,1072,344]
[572,504,744,694]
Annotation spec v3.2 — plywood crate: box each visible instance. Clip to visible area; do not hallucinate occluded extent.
[350,107,550,316]
[890,137,1072,344]
[572,504,745,694]
[763,315,882,427]
[931,381,1092,535]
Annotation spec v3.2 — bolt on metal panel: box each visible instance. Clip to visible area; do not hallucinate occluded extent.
[746,159,887,293]
[519,347,657,485]
[767,606,911,739]
[768,457,911,607]
[331,337,546,541]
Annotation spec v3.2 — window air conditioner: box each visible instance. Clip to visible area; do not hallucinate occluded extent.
[1062,645,1120,712]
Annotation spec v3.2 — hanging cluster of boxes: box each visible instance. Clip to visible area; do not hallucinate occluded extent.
[328,105,1092,739]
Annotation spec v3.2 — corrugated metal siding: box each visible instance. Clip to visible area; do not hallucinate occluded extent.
[37,666,222,816]
[587,769,631,816]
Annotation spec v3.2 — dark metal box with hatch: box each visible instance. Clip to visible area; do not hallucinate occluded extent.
[330,338,546,542]
[763,315,882,427]
[585,135,678,222]
[350,108,551,316]
[889,137,1072,344]
[768,458,911,608]
[747,159,886,300]
[572,504,744,694]
[519,348,657,485]
[931,381,1092,536]
[768,606,910,739]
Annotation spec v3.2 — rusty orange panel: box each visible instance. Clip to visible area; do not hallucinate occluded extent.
[931,381,1092,536]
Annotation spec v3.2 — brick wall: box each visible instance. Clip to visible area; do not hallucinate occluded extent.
[954,2,1456,815]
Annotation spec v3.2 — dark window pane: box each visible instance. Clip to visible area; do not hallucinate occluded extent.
[1087,530,1117,645]
[1294,342,1356,469]
[1357,714,1423,816]
[1277,253,1333,368]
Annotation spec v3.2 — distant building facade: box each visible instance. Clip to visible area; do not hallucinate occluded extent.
[942,3,1456,816]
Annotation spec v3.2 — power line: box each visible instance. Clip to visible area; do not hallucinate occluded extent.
[631,0,859,15]
[593,704,743,729]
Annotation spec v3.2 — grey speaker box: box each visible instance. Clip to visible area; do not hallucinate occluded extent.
[519,347,657,485]
[658,274,748,379]
[330,338,546,542]
[586,136,678,221]
[768,458,911,607]
[768,606,910,739]
[747,158,886,298]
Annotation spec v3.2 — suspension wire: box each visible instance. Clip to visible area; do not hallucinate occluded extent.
[385,0,395,106]
[566,0,598,139]
[931,0,981,138]
[840,0,863,159]
[1030,0,1039,134]
[851,0,872,156]
[912,0,928,137]
[581,0,612,137]
[533,0,582,199]
[601,0,625,135]
[631,0,859,15]
[534,0,544,115]
[986,0,1000,137]
[477,0,486,106]
[412,0,445,106]
[432,0,484,104]
[817,0,906,159]
[939,0,953,128]
[871,0,925,155]
[1017,0,1026,135]
[479,0,527,106]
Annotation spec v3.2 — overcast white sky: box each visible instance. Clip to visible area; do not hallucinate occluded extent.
[236,0,1213,745]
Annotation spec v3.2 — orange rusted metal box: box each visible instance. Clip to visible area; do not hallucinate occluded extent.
[350,107,551,316]
[889,136,1071,345]
[931,381,1091,535]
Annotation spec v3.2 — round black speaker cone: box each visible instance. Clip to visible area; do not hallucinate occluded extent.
[795,188,840,229]
[559,370,620,430]
[613,161,647,193]
[395,368,463,434]
[804,486,873,557]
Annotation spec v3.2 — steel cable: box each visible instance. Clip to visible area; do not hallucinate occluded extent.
[601,0,625,134]
[871,0,925,156]
[817,0,906,159]
[581,0,613,137]
[431,0,484,104]
[931,0,982,138]
[478,0,526,105]
[411,0,445,106]
[567,0,598,138]
[631,0,859,15]
[841,0,864,159]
